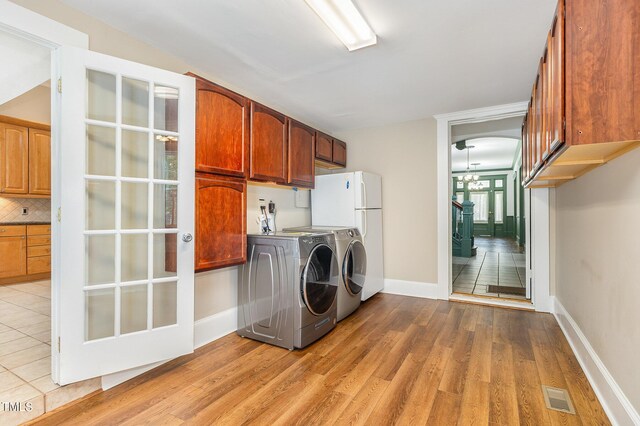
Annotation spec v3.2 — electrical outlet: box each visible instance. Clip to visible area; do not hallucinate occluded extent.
[21,207,28,215]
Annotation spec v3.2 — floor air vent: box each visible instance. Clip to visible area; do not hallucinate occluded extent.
[542,385,576,414]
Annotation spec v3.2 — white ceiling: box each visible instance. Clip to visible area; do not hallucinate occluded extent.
[58,0,556,132]
[451,137,520,172]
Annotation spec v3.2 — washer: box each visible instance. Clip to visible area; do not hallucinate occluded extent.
[237,232,339,350]
[285,226,367,321]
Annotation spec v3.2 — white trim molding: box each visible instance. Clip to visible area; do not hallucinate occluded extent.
[382,279,438,299]
[195,307,238,349]
[553,297,640,425]
[434,101,552,313]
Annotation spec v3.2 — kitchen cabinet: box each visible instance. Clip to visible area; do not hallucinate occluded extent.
[315,132,348,169]
[195,173,247,272]
[28,128,51,195]
[0,122,28,194]
[522,0,640,188]
[0,116,51,197]
[315,132,333,162]
[287,120,315,188]
[249,102,287,184]
[190,74,249,178]
[0,224,50,283]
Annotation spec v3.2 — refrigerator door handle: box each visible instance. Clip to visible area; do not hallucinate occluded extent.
[361,178,367,209]
[361,210,368,240]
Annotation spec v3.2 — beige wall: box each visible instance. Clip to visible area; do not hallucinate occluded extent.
[336,118,438,284]
[8,0,312,320]
[555,147,640,411]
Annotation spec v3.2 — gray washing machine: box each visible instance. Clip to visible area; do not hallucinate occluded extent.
[285,226,367,321]
[237,232,339,350]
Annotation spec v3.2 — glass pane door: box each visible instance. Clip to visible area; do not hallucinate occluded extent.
[55,46,195,385]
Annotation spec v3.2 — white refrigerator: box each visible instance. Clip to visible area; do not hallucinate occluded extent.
[312,171,384,300]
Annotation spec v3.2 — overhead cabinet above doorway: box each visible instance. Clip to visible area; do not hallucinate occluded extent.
[521,0,640,188]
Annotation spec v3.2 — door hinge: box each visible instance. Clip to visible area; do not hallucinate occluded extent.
[57,78,62,93]
[57,337,61,352]
[57,207,61,223]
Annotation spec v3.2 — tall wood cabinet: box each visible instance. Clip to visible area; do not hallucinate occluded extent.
[195,173,247,271]
[0,116,50,197]
[287,120,315,188]
[249,102,288,184]
[191,75,249,178]
[522,0,640,188]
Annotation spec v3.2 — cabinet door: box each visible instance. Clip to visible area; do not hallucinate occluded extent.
[521,116,528,185]
[533,68,543,174]
[193,76,249,178]
[332,139,347,167]
[0,236,26,278]
[28,128,51,195]
[527,97,536,179]
[0,123,29,194]
[541,42,551,161]
[549,0,565,152]
[195,173,246,271]
[287,119,315,188]
[315,132,333,162]
[250,102,287,183]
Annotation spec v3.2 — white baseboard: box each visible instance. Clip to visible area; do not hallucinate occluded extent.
[553,297,640,426]
[194,306,238,349]
[101,307,238,390]
[382,279,438,300]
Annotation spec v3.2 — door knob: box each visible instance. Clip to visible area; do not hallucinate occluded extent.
[182,233,193,243]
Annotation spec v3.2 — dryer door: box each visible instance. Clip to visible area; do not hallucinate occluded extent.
[343,240,367,296]
[301,244,338,316]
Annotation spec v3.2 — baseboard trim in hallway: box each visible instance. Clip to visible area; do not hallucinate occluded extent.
[553,297,640,425]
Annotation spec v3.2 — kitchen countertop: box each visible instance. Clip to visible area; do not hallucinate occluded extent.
[0,222,51,226]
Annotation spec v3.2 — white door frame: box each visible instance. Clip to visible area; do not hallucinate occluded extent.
[434,102,552,313]
[0,0,88,381]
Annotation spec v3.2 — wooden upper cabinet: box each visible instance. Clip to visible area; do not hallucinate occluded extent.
[315,132,333,162]
[191,75,249,178]
[28,129,51,195]
[0,123,29,194]
[533,60,544,172]
[332,139,347,167]
[250,102,287,184]
[195,173,247,271]
[287,120,315,188]
[549,1,565,152]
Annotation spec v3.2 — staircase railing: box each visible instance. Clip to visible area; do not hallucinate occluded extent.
[452,198,476,257]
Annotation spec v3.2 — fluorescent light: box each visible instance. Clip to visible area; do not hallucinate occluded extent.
[305,0,377,51]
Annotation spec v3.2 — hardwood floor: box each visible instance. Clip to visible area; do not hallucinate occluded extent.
[29,294,609,425]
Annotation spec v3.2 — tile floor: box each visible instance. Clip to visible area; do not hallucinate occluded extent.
[452,236,528,300]
[0,281,100,425]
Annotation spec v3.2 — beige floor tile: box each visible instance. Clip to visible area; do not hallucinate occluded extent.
[1,293,49,310]
[0,382,41,402]
[0,324,12,333]
[45,377,101,412]
[0,393,45,426]
[29,375,59,394]
[6,283,50,299]
[0,330,27,345]
[30,331,51,344]
[16,321,50,337]
[26,301,51,317]
[0,312,49,330]
[0,343,50,370]
[12,357,51,383]
[0,371,27,393]
[0,336,42,357]
[0,287,23,299]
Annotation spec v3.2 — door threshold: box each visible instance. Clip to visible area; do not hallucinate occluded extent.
[450,292,534,311]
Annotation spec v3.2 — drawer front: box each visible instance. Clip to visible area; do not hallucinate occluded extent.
[28,256,51,275]
[27,224,51,236]
[0,225,26,237]
[27,235,51,246]
[28,245,51,258]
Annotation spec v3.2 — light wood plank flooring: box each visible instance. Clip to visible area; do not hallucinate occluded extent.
[29,294,609,425]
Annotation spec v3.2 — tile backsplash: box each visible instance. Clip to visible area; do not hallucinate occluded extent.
[0,197,51,223]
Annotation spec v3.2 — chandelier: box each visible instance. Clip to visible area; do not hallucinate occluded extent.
[458,146,479,183]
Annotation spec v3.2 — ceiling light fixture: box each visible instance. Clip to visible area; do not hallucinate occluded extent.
[305,0,377,51]
[458,146,480,184]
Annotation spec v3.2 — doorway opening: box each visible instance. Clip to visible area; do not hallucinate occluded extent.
[447,117,532,303]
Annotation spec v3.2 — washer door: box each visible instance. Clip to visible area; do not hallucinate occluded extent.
[301,244,339,316]
[343,240,367,296]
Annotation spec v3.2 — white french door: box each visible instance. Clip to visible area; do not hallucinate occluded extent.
[53,46,195,385]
